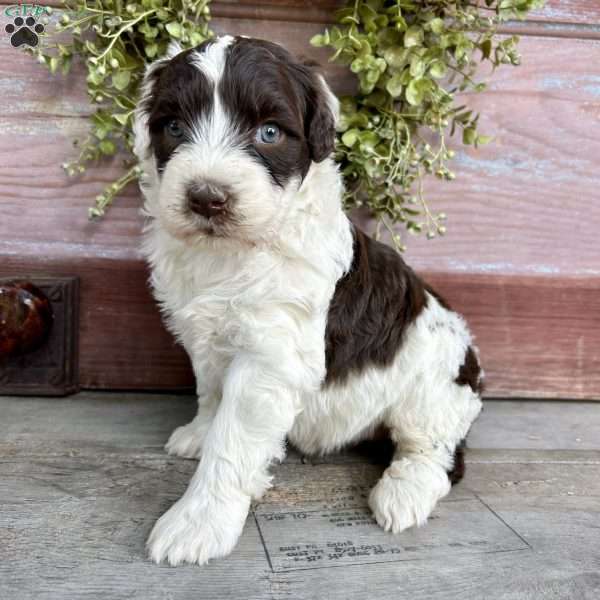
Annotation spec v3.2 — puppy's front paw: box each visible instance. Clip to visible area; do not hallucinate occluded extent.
[368,457,451,534]
[147,494,250,566]
[165,422,206,459]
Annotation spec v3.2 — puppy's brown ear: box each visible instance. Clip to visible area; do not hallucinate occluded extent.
[301,65,339,163]
[133,58,169,161]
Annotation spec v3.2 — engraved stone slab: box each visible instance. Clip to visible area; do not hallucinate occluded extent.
[255,497,529,572]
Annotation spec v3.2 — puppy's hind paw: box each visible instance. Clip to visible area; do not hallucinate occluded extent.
[368,456,451,534]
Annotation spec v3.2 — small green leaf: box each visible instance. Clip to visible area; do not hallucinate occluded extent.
[429,60,447,79]
[48,57,59,74]
[358,4,378,32]
[356,39,372,60]
[404,26,423,48]
[99,140,116,155]
[351,58,366,73]
[386,73,404,97]
[165,21,182,38]
[463,127,477,145]
[428,18,445,35]
[405,79,424,106]
[310,32,329,47]
[394,15,408,32]
[481,38,492,60]
[114,113,131,126]
[112,71,131,91]
[376,28,402,49]
[343,111,370,130]
[87,69,104,86]
[476,134,493,146]
[89,207,103,219]
[139,22,158,39]
[365,68,380,84]
[145,43,158,58]
[61,56,72,75]
[341,129,360,147]
[358,131,379,151]
[383,47,408,69]
[409,56,425,78]
[189,31,206,46]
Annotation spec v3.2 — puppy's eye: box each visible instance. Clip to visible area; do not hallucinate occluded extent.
[256,123,281,144]
[165,119,184,139]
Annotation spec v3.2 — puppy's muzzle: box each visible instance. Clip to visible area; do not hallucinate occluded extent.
[187,182,229,219]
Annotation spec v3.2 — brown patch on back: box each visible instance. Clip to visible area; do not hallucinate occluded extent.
[324,227,427,385]
[455,346,483,394]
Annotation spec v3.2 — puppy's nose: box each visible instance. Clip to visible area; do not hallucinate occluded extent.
[186,182,229,218]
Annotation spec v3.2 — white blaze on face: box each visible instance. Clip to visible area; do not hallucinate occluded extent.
[191,35,233,84]
[189,35,234,149]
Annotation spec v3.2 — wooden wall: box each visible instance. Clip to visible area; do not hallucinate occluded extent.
[1,1,599,398]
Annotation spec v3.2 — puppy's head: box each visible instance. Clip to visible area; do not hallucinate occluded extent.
[134,36,338,242]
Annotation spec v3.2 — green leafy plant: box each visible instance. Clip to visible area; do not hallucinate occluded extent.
[33,0,542,245]
[312,0,543,248]
[33,0,212,217]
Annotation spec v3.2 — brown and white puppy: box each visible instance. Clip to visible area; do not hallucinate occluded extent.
[133,35,483,566]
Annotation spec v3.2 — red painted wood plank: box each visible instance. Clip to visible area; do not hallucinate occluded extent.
[4,248,599,398]
[428,272,600,399]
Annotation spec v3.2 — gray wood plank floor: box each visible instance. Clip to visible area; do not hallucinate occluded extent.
[1,393,599,600]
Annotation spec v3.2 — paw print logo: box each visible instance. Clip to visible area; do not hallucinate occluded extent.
[5,16,45,48]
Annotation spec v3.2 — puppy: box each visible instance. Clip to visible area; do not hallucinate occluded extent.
[133,35,483,566]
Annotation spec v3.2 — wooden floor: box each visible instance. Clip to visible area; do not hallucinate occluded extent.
[1,394,599,599]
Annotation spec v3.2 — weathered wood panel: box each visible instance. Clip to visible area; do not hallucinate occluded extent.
[520,0,600,25]
[429,273,600,400]
[467,400,600,450]
[0,8,599,396]
[1,394,599,599]
[3,255,599,396]
[369,35,600,276]
[211,0,600,28]
[4,394,600,458]
[12,0,600,29]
